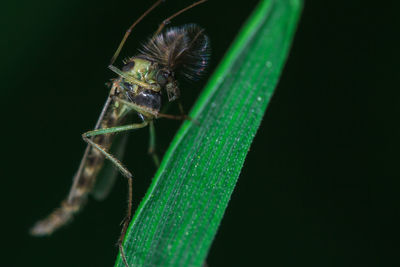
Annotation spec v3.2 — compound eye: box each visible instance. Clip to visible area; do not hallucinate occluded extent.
[156,70,169,87]
[122,61,135,72]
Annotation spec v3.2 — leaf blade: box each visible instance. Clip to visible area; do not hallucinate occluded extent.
[115,0,302,266]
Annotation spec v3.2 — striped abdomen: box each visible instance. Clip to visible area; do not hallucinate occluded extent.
[30,100,123,236]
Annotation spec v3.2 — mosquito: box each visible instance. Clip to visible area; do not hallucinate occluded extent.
[30,0,210,266]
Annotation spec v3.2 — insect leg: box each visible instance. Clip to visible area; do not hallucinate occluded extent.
[82,121,148,267]
[82,125,145,179]
[153,0,208,37]
[110,0,208,66]
[110,0,165,65]
[115,97,190,121]
[109,65,161,92]
[177,100,186,116]
[157,112,189,120]
[148,121,160,167]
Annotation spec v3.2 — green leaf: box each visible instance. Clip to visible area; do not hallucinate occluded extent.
[115,0,302,266]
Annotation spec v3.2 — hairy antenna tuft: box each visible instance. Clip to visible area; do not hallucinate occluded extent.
[139,24,210,81]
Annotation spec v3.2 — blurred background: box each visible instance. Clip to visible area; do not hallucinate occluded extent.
[1,0,400,266]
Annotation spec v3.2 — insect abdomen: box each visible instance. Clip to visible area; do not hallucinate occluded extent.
[30,103,122,236]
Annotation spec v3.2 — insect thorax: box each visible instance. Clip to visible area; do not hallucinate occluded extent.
[118,57,166,117]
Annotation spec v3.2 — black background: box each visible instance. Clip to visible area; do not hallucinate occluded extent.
[2,0,399,266]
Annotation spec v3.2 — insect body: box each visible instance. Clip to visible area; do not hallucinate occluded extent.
[30,0,209,266]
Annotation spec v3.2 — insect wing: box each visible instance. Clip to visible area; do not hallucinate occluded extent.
[91,131,129,200]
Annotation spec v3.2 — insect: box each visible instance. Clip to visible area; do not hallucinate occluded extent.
[30,0,209,266]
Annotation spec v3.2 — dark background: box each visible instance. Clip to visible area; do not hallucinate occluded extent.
[1,0,399,266]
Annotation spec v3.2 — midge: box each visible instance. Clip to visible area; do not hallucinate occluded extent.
[30,0,209,265]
